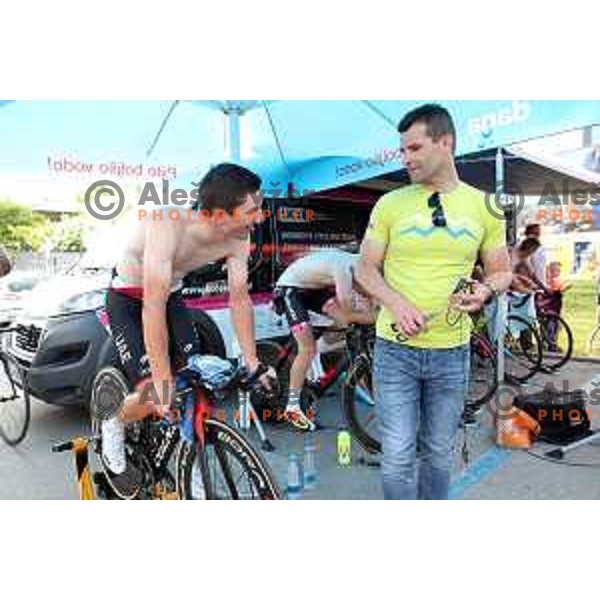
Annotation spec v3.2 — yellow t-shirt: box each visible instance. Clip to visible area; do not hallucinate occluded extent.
[365,182,506,348]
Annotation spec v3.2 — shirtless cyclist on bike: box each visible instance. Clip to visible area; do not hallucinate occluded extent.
[101,163,274,498]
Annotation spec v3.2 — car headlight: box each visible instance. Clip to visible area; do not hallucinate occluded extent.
[57,289,106,315]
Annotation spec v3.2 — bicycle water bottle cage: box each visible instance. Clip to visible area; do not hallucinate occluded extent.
[180,355,236,391]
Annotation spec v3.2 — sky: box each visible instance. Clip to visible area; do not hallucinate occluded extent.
[1,101,599,207]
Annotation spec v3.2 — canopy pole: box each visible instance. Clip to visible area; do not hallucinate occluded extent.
[495,148,506,386]
[228,107,242,162]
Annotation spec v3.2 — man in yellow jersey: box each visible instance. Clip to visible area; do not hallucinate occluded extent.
[357,104,513,500]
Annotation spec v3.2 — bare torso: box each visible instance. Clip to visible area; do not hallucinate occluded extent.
[114,207,244,288]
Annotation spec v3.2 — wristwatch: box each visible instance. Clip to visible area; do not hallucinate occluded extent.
[481,280,500,303]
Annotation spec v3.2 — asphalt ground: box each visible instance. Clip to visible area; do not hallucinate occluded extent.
[1,359,600,500]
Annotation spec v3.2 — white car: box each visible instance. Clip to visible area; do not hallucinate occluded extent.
[0,271,45,328]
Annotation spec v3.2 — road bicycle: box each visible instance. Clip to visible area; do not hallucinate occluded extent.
[53,355,282,500]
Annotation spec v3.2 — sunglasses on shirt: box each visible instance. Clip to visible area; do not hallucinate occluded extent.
[428,192,447,228]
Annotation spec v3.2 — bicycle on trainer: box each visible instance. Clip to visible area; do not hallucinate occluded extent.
[254,320,375,432]
[53,355,282,500]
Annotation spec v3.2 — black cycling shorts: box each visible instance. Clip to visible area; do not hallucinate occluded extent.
[105,288,201,387]
[274,286,336,333]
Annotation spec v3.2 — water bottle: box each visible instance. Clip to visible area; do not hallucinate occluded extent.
[303,434,318,491]
[286,453,303,500]
[337,430,352,467]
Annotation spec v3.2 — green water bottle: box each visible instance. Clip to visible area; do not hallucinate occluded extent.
[337,430,352,467]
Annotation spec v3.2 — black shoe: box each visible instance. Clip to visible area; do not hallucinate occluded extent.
[101,458,142,500]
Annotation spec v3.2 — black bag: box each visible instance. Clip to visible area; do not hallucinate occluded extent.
[513,388,590,445]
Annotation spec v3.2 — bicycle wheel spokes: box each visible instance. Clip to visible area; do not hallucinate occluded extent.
[504,316,542,383]
[0,356,31,446]
[537,313,573,371]
[180,420,281,500]
[209,441,245,499]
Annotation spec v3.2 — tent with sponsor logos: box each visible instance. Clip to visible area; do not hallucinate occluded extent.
[2,100,600,379]
[2,99,599,202]
[3,99,599,254]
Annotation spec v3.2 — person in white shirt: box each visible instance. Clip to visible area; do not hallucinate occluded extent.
[274,249,375,431]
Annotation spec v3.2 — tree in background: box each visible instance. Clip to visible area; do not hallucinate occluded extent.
[0,199,53,253]
[53,216,87,252]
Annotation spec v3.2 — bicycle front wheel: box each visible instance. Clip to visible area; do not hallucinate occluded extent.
[176,419,282,500]
[342,356,380,455]
[536,312,573,372]
[0,352,31,446]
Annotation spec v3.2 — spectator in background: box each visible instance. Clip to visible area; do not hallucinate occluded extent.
[523,224,548,291]
[541,261,572,351]
[0,245,11,278]
[511,238,544,293]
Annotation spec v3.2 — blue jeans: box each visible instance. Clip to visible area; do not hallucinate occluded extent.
[373,339,470,500]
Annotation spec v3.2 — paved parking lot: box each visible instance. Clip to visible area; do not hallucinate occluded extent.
[2,360,600,500]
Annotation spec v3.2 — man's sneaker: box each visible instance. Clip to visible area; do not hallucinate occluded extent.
[101,416,142,499]
[285,405,316,432]
[101,458,143,500]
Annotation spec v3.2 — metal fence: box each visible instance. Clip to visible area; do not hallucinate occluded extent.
[13,251,83,275]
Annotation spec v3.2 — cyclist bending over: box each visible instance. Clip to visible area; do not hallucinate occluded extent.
[274,249,375,431]
[102,163,274,499]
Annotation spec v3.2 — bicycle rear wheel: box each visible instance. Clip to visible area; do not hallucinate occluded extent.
[504,315,543,383]
[466,332,498,416]
[342,356,380,455]
[536,312,573,372]
[176,419,282,499]
[0,352,31,446]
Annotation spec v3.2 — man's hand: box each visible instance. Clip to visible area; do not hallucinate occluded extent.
[258,365,277,391]
[245,360,276,392]
[322,297,350,326]
[450,282,491,314]
[389,298,426,337]
[512,274,536,293]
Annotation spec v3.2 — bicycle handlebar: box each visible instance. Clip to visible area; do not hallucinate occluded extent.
[52,441,74,453]
[174,361,270,400]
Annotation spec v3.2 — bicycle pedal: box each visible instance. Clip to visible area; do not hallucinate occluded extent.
[93,472,118,500]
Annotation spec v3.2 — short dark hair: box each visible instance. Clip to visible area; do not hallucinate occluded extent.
[397,104,456,152]
[525,224,541,237]
[194,163,261,213]
[518,237,541,256]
